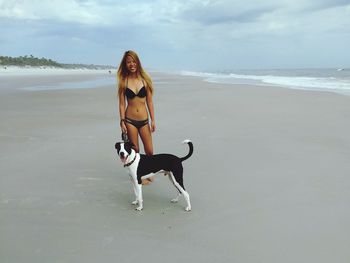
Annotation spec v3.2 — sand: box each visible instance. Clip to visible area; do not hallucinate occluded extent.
[1,70,350,263]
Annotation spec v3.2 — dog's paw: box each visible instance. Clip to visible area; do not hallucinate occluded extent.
[171,198,179,203]
[135,206,143,211]
[131,200,138,205]
[185,206,191,212]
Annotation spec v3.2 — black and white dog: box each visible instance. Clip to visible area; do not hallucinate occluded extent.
[115,140,193,211]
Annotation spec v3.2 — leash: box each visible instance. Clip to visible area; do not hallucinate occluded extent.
[121,132,135,167]
[121,132,129,143]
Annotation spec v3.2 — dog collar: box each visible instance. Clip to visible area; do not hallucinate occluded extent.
[124,154,136,167]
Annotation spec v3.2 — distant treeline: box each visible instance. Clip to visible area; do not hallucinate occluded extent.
[0,55,62,67]
[0,55,114,69]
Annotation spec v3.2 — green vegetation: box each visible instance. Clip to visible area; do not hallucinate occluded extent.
[0,55,113,69]
[0,55,62,67]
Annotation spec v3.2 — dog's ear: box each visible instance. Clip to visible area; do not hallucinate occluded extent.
[124,141,134,153]
[115,142,121,151]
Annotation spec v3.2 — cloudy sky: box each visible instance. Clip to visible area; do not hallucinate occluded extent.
[0,0,349,70]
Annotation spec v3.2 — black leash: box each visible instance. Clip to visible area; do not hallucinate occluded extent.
[121,132,129,143]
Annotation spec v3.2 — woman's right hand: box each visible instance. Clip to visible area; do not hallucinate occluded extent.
[120,121,127,134]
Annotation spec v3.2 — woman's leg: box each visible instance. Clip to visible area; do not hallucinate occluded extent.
[139,124,153,155]
[139,124,154,184]
[125,123,139,153]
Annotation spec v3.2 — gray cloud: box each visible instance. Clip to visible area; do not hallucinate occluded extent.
[292,0,350,12]
[0,0,349,69]
[181,3,276,25]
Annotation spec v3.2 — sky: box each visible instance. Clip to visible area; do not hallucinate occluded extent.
[0,0,349,71]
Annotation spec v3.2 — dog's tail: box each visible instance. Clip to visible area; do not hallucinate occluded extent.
[180,139,194,162]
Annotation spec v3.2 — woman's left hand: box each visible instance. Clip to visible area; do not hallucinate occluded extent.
[150,120,156,132]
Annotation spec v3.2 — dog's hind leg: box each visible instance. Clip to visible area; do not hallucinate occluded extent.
[169,168,191,212]
[168,173,182,203]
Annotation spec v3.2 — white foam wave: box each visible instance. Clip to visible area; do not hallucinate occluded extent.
[181,71,350,94]
[230,73,350,91]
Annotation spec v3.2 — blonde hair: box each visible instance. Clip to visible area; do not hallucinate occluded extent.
[117,50,153,97]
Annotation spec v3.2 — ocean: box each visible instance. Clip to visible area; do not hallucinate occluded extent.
[3,68,350,96]
[181,68,350,96]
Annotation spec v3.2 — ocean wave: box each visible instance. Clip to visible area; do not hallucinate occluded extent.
[181,70,350,94]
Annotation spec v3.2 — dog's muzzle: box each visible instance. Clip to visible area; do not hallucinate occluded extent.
[119,152,128,164]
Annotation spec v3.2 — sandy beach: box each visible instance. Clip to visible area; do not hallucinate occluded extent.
[1,70,350,263]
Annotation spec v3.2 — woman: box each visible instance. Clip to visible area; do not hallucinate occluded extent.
[117,50,155,184]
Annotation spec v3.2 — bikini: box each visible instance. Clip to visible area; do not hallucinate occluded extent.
[123,79,149,130]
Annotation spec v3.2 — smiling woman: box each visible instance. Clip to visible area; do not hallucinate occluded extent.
[117,50,156,184]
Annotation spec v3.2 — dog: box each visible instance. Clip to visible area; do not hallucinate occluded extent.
[115,139,193,211]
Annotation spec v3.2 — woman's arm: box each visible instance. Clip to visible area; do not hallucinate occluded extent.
[146,89,155,132]
[119,92,127,133]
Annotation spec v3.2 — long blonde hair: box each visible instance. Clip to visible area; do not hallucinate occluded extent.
[117,50,153,97]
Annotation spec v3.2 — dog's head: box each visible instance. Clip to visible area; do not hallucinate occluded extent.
[115,141,134,164]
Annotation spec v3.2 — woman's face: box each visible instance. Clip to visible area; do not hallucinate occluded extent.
[126,55,137,73]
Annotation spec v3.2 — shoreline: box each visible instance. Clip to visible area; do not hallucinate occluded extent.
[179,69,350,97]
[0,66,116,77]
[1,66,350,97]
[1,69,350,104]
[0,68,116,93]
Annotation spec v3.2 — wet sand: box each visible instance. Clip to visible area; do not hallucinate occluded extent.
[1,70,350,263]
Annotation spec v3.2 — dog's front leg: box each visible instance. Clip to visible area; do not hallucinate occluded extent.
[128,172,139,205]
[134,183,143,211]
[130,179,139,206]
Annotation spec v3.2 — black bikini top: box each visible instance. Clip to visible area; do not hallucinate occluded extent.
[125,78,147,99]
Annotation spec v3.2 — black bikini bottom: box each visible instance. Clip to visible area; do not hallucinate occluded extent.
[124,117,149,130]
